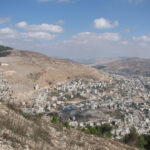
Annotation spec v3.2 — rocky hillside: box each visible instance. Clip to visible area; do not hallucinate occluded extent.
[0,49,107,101]
[94,57,150,77]
[0,102,138,150]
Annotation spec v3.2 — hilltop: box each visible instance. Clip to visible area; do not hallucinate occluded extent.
[0,49,107,101]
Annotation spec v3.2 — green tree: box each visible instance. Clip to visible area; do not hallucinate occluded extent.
[138,135,147,148]
[51,114,59,124]
[100,124,113,138]
[62,121,70,129]
[141,134,150,150]
[122,127,138,147]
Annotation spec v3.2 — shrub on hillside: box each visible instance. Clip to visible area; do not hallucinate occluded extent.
[51,114,59,124]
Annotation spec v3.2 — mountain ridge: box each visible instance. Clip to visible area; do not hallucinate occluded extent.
[94,57,150,77]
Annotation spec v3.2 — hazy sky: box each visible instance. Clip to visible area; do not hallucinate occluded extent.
[0,0,150,58]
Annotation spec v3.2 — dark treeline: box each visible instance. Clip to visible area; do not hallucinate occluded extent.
[0,45,13,57]
[0,45,13,51]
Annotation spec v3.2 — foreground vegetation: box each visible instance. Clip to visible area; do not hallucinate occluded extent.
[2,102,150,149]
[0,104,52,149]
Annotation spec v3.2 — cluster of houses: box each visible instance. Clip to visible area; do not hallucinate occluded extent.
[21,72,150,139]
[1,71,150,139]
